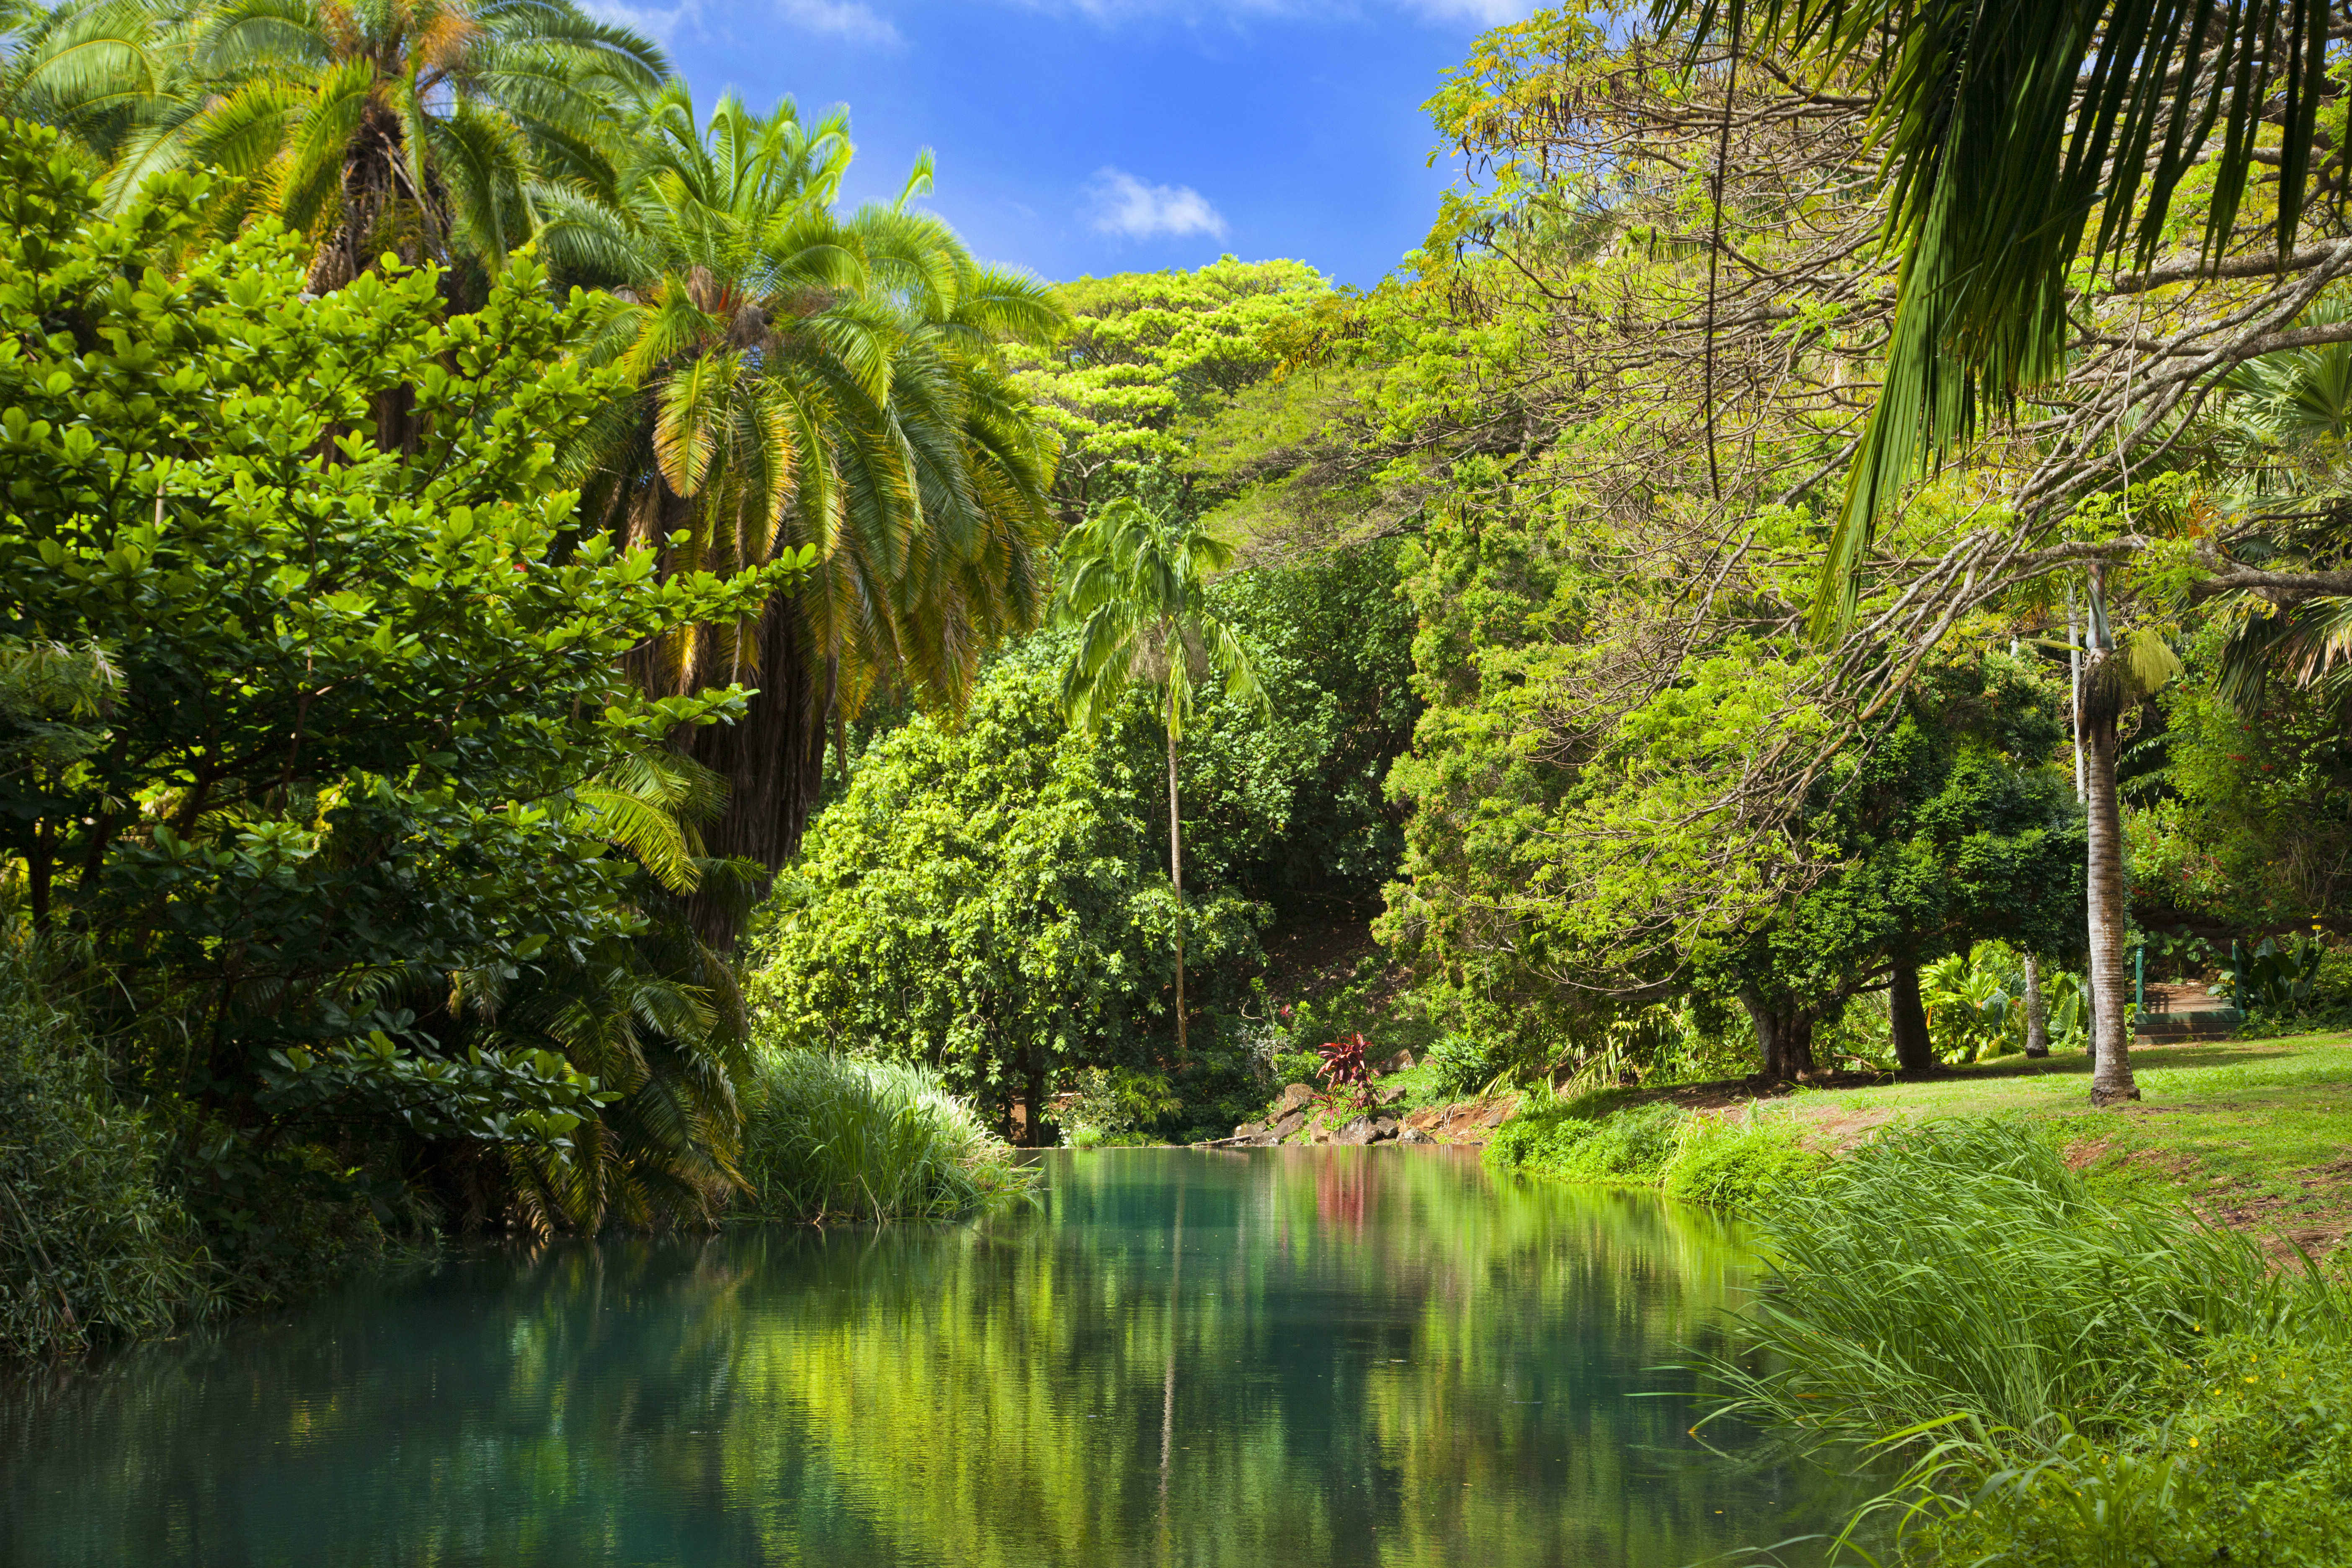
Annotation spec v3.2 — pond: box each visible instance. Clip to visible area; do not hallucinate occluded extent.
[0,1147,1836,1567]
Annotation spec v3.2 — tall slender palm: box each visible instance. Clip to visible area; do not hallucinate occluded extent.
[1054,495,1267,1060]
[27,0,663,289]
[544,85,1065,944]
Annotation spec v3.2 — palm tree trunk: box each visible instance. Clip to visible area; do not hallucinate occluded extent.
[1167,719,1186,1064]
[2082,657,2140,1104]
[673,597,829,951]
[2023,954,2050,1056]
[1890,961,1935,1072]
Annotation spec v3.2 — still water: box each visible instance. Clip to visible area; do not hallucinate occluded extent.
[1,1148,1832,1567]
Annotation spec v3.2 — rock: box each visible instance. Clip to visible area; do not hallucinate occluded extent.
[1269,1109,1307,1140]
[1277,1081,1319,1113]
[1375,1050,1416,1075]
[1370,1117,1400,1141]
[1333,1117,1378,1146]
[1402,1105,1444,1132]
[1398,1127,1435,1144]
[1232,1120,1265,1140]
[1376,1084,1409,1107]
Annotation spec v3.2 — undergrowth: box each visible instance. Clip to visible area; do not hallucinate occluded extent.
[738,1050,1029,1223]
[0,951,216,1359]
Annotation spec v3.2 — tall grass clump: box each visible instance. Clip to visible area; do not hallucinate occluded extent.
[738,1050,1027,1223]
[1701,1118,2352,1564]
[1705,1118,2344,1449]
[0,942,216,1358]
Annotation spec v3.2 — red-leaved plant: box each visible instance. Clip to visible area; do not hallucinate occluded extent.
[1317,1033,1376,1113]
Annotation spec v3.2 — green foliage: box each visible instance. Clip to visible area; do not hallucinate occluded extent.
[1485,1100,1689,1187]
[1008,257,1328,509]
[0,943,214,1358]
[1700,1117,2352,1565]
[1485,1094,1826,1210]
[1424,1031,1511,1099]
[748,664,1265,1127]
[1172,541,1418,915]
[1058,1066,1182,1145]
[0,120,797,1243]
[1661,1119,1829,1210]
[2128,631,2352,928]
[736,1049,1023,1222]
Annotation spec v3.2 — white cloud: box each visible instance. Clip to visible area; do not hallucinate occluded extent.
[586,0,899,45]
[1007,0,1540,23]
[1403,0,1539,20]
[583,0,697,42]
[778,0,901,44]
[1084,167,1228,241]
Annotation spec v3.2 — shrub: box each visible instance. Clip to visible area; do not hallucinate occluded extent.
[738,1050,1028,1223]
[1425,1031,1510,1098]
[1661,1118,1827,1209]
[1270,1050,1322,1086]
[1059,1067,1182,1144]
[1485,1099,1688,1186]
[0,952,214,1358]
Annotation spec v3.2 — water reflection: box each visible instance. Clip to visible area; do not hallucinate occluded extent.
[0,1148,1829,1567]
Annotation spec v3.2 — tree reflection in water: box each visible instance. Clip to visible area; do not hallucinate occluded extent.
[0,1147,1844,1568]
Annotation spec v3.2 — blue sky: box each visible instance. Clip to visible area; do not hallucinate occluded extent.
[606,0,1542,288]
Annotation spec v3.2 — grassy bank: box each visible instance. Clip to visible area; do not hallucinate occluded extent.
[1488,1032,2352,1247]
[1707,1119,2352,1565]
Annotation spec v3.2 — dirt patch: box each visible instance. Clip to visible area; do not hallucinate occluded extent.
[1400,1093,1521,1147]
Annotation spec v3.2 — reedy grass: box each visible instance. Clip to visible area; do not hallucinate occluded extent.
[1700,1118,2352,1563]
[1704,1119,2347,1450]
[737,1050,1029,1223]
[0,941,217,1358]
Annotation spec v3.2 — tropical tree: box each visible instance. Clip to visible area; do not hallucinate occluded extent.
[1648,0,2342,1104]
[26,0,665,291]
[1055,493,1268,1058]
[542,85,1065,944]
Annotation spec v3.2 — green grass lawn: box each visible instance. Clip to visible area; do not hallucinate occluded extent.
[1738,1034,2352,1249]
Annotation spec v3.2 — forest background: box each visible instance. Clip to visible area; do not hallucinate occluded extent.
[6,0,2352,1362]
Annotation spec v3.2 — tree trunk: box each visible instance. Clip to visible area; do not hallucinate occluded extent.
[1890,961,1935,1073]
[2082,657,2140,1105]
[670,596,829,952]
[1024,1049,1050,1149]
[2023,954,2050,1057]
[1168,720,1187,1064]
[1739,989,1816,1081]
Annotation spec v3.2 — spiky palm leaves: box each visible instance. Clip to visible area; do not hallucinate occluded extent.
[547,85,1065,941]
[462,746,753,1231]
[1052,494,1267,1057]
[2212,296,2352,717]
[1661,0,2335,628]
[20,0,664,289]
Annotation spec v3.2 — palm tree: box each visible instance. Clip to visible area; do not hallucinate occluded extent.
[27,0,664,291]
[543,84,1065,945]
[1054,494,1267,1060]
